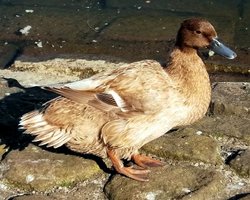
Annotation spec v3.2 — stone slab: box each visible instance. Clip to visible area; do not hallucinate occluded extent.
[0,144,102,192]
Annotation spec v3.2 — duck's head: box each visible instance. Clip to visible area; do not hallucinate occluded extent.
[176,18,236,59]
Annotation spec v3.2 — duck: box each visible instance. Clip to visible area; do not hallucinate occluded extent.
[19,18,236,181]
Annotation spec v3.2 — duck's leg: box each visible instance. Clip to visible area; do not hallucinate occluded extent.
[131,154,165,169]
[107,149,150,181]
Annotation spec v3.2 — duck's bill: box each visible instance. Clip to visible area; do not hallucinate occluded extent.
[209,38,237,59]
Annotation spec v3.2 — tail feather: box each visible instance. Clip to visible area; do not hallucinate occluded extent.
[32,131,55,142]
[28,127,55,136]
[19,110,72,148]
[20,111,44,124]
[37,129,62,145]
[46,134,71,148]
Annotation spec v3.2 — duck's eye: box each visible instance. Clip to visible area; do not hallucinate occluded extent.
[195,30,202,34]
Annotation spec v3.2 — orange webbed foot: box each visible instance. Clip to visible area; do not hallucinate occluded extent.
[132,154,165,169]
[116,166,150,181]
[107,149,150,181]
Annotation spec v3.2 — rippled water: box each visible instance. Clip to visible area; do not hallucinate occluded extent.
[0,0,249,79]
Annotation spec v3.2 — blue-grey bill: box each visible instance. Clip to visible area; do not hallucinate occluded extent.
[209,38,237,59]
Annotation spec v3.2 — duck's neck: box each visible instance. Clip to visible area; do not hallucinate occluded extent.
[165,46,211,123]
[165,46,211,98]
[166,46,207,79]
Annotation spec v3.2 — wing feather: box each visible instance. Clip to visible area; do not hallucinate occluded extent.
[43,60,168,115]
[44,86,132,113]
[20,109,73,149]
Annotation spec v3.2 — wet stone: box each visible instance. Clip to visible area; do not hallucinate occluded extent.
[101,15,184,41]
[235,19,250,48]
[0,2,116,45]
[0,144,103,192]
[0,44,19,69]
[235,1,250,48]
[229,149,250,178]
[106,0,239,18]
[142,127,222,165]
[104,164,226,200]
[1,0,98,7]
[101,14,235,45]
[206,61,250,75]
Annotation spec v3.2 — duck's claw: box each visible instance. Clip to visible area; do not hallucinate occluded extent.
[107,149,150,181]
[116,166,150,181]
[132,154,165,168]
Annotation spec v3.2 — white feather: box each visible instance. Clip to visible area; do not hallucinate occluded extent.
[53,136,71,148]
[64,78,101,90]
[47,134,71,148]
[20,113,44,126]
[106,90,128,112]
[43,129,63,144]
[33,131,54,142]
[28,121,48,128]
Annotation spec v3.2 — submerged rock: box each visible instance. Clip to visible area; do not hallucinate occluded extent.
[0,44,20,69]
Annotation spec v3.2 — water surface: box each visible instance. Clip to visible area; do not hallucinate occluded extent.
[0,0,249,80]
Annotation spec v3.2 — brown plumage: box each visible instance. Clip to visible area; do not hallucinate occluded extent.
[19,18,236,181]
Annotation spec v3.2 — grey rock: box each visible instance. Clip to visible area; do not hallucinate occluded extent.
[0,144,103,192]
[0,77,25,100]
[142,127,222,165]
[105,164,226,200]
[193,115,250,145]
[210,82,250,116]
[229,149,250,178]
[11,174,108,200]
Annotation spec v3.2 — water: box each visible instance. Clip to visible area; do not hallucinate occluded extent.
[0,0,249,80]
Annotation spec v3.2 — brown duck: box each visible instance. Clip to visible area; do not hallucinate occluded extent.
[20,18,236,181]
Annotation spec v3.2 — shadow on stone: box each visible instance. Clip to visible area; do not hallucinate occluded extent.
[0,77,57,157]
[0,77,110,174]
[227,193,250,200]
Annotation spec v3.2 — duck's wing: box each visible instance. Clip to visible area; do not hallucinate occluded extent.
[22,60,172,152]
[44,87,131,112]
[44,60,170,114]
